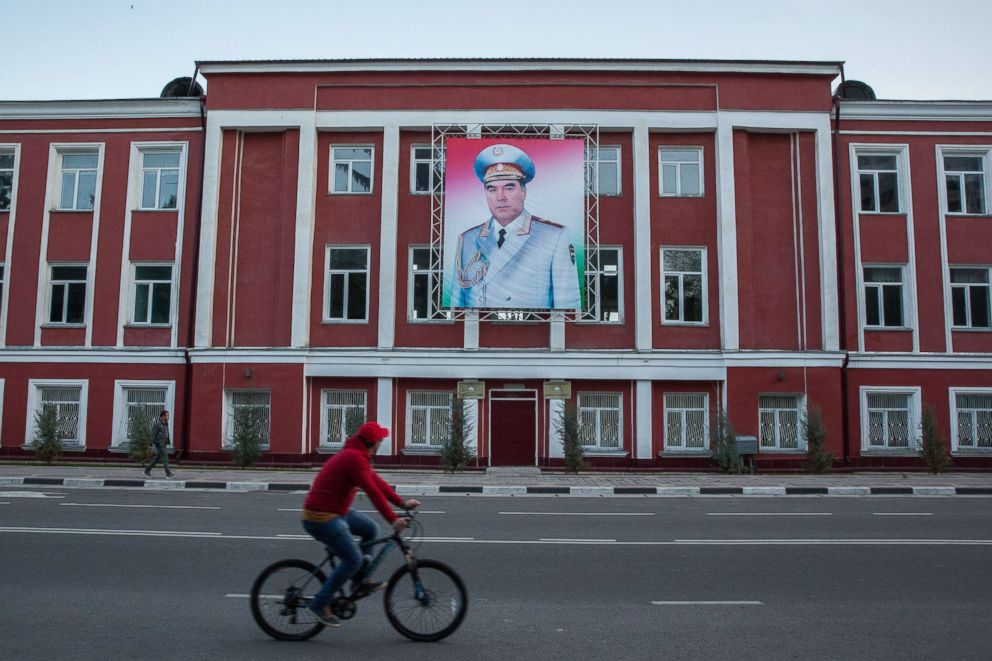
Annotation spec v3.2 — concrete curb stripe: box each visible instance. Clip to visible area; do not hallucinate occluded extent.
[955,487,992,495]
[870,487,914,495]
[63,478,104,488]
[786,487,829,495]
[24,477,65,485]
[699,487,744,495]
[742,487,787,496]
[825,487,871,495]
[482,486,528,495]
[0,477,26,486]
[912,487,956,496]
[569,486,614,496]
[656,487,701,496]
[439,486,483,493]
[226,482,267,491]
[526,487,570,494]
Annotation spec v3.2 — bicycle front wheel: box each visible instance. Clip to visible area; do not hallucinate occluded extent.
[384,559,468,642]
[250,559,327,641]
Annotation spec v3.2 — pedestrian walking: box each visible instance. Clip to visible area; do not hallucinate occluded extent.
[144,410,175,479]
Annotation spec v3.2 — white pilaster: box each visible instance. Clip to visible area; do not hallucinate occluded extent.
[632,122,653,351]
[377,123,400,350]
[291,117,317,347]
[550,313,565,351]
[377,377,393,456]
[814,119,840,351]
[464,310,479,350]
[635,380,652,461]
[715,115,740,350]
[464,398,479,457]
[194,121,224,347]
[548,397,565,458]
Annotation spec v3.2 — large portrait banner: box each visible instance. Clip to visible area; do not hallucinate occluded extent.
[442,137,586,311]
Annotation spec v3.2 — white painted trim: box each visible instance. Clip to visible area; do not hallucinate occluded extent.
[291,118,317,347]
[847,353,992,370]
[0,349,184,363]
[376,377,392,455]
[547,397,565,459]
[464,310,479,350]
[949,387,992,453]
[838,101,992,122]
[0,143,21,346]
[635,380,652,461]
[85,145,106,348]
[858,385,922,453]
[464,398,479,458]
[550,314,565,351]
[716,116,739,350]
[632,123,652,351]
[0,127,202,135]
[901,147,921,353]
[111,380,176,448]
[194,120,224,347]
[377,124,399,349]
[0,99,201,120]
[935,145,954,353]
[25,378,89,448]
[814,118,840,351]
[840,130,992,137]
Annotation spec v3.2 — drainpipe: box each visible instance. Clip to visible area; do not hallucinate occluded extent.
[832,64,851,465]
[179,66,206,461]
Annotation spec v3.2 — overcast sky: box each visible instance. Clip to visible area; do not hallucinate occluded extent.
[4,0,990,101]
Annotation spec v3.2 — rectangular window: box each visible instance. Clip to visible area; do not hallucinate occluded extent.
[410,144,443,194]
[330,146,373,194]
[944,154,987,215]
[139,150,181,210]
[758,394,803,450]
[954,392,992,450]
[950,267,991,329]
[857,153,900,213]
[58,152,99,210]
[48,264,87,324]
[587,146,621,196]
[585,247,621,322]
[117,386,168,448]
[132,264,172,325]
[863,266,905,328]
[409,246,450,321]
[325,246,369,322]
[664,392,708,451]
[35,384,84,448]
[0,150,13,211]
[224,390,271,450]
[578,393,622,449]
[662,248,705,324]
[408,391,451,448]
[321,390,366,448]
[659,147,702,197]
[864,391,916,449]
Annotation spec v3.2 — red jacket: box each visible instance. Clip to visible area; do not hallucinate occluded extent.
[304,435,404,523]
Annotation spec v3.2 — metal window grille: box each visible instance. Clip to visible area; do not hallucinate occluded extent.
[226,390,271,449]
[409,392,452,447]
[118,387,167,447]
[38,385,82,447]
[866,392,912,448]
[664,393,707,450]
[429,123,601,322]
[322,390,366,447]
[956,393,992,448]
[577,393,622,449]
[758,395,801,450]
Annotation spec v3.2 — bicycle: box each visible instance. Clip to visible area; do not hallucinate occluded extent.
[250,510,468,642]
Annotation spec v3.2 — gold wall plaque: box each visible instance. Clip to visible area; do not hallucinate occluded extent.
[457,380,485,399]
[543,381,571,399]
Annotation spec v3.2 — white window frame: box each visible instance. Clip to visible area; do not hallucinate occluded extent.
[111,380,175,449]
[47,263,88,326]
[758,393,807,452]
[577,392,623,451]
[940,148,989,216]
[863,264,908,329]
[25,379,89,449]
[409,144,443,195]
[949,266,991,330]
[661,246,707,326]
[319,389,367,449]
[949,388,992,453]
[330,145,374,194]
[56,149,100,211]
[588,145,622,197]
[663,392,709,452]
[855,149,903,214]
[859,386,921,453]
[129,262,174,326]
[408,244,451,322]
[406,391,452,449]
[581,246,623,324]
[222,389,271,450]
[658,146,703,197]
[324,245,370,323]
[137,147,183,210]
[0,147,14,212]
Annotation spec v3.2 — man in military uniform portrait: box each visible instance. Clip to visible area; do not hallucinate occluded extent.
[449,143,581,309]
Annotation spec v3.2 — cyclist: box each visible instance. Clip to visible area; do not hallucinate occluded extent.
[301,421,420,627]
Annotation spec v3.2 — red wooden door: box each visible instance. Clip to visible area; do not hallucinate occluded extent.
[489,393,537,465]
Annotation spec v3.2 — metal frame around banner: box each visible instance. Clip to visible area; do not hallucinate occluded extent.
[429,123,601,322]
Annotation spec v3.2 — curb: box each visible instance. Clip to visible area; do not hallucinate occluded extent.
[2,476,991,496]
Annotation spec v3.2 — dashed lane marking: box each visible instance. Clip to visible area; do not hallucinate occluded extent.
[705,512,833,516]
[60,503,221,510]
[652,601,763,606]
[872,512,934,516]
[500,511,655,516]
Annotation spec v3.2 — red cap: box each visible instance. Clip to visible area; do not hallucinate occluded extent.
[357,422,389,444]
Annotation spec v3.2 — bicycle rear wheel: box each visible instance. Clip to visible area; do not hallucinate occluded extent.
[384,559,468,642]
[250,559,327,641]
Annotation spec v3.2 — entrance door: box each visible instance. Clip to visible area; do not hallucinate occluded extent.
[489,390,537,466]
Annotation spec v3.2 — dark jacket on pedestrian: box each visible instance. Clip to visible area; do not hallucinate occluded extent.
[150,419,170,447]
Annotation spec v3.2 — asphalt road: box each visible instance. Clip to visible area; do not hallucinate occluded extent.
[1,487,991,661]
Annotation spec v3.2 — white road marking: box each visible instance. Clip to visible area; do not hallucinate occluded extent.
[652,601,763,606]
[0,491,65,498]
[500,511,654,516]
[706,512,832,516]
[872,512,934,516]
[0,502,9,505]
[539,538,618,543]
[60,503,221,510]
[276,508,446,514]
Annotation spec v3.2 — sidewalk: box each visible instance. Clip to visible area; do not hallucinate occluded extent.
[1,463,990,496]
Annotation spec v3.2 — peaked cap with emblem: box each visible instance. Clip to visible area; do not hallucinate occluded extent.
[474,144,536,185]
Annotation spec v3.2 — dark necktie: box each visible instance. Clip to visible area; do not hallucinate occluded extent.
[497,228,506,249]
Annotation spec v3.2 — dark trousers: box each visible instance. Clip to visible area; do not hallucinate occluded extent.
[146,444,171,475]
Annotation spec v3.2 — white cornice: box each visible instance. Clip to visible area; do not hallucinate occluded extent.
[839,100,992,122]
[848,353,992,370]
[197,59,842,77]
[0,349,185,363]
[0,99,202,120]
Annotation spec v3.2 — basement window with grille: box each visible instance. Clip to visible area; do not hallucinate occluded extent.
[861,388,920,452]
[407,391,452,450]
[664,392,708,452]
[114,385,169,449]
[758,394,804,451]
[577,392,623,452]
[951,390,992,453]
[321,390,367,449]
[223,390,271,450]
[27,381,87,449]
